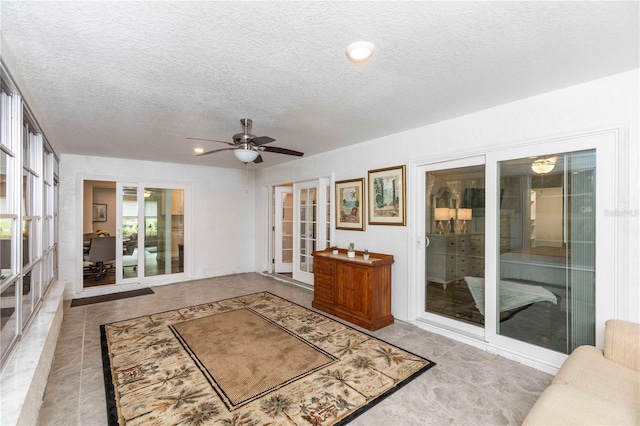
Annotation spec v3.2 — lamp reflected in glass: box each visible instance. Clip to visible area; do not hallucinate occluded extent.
[458,208,472,233]
[448,208,457,233]
[434,208,449,234]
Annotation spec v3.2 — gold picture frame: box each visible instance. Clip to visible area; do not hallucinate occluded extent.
[368,165,406,226]
[335,178,365,231]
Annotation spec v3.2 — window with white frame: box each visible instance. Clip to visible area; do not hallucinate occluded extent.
[1,80,21,364]
[21,113,43,331]
[0,67,59,369]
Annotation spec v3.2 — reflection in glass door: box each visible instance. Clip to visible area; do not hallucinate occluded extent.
[498,150,596,354]
[121,186,139,279]
[144,188,184,277]
[425,164,486,327]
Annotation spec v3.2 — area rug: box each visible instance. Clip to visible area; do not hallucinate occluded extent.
[101,291,435,425]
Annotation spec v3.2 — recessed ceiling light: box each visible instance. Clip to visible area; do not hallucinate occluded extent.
[194,147,204,154]
[346,41,375,62]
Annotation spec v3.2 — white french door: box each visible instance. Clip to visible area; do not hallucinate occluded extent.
[292,179,330,285]
[274,186,293,273]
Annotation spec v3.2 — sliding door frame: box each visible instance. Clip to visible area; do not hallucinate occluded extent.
[412,155,487,340]
[408,126,625,371]
[77,175,189,296]
[484,130,618,366]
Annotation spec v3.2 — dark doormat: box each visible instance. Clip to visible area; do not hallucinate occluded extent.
[71,288,154,307]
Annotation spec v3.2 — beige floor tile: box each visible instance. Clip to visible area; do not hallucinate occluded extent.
[36,273,552,425]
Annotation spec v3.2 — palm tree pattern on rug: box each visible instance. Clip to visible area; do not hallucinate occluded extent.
[101,292,434,425]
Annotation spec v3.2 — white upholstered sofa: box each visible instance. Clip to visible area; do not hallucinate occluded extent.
[523,319,640,425]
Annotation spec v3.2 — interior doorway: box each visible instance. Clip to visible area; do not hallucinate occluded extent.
[270,178,332,285]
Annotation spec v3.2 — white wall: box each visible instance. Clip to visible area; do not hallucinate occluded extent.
[254,69,640,323]
[59,154,256,299]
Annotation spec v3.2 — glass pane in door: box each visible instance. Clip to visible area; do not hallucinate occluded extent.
[325,184,331,248]
[498,150,595,354]
[425,165,485,326]
[122,186,138,279]
[298,187,316,274]
[144,188,184,277]
[282,192,293,264]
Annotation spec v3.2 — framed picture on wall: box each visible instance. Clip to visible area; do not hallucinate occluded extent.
[368,165,406,225]
[92,203,107,222]
[336,178,365,231]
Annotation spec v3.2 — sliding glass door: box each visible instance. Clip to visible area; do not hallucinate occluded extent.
[144,188,184,277]
[415,130,617,365]
[119,185,184,281]
[417,157,487,337]
[497,150,596,353]
[83,180,185,288]
[425,163,486,328]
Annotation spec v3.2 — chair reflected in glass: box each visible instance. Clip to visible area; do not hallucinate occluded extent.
[83,236,116,280]
[123,233,138,278]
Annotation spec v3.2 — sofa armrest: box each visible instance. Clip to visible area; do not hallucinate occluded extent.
[604,319,640,371]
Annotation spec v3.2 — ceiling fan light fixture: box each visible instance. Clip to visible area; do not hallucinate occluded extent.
[193,147,204,154]
[346,41,375,62]
[234,148,259,163]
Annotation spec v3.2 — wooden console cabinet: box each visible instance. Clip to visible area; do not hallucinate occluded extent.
[312,248,394,331]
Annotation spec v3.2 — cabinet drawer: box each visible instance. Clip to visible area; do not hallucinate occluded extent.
[471,235,484,245]
[313,287,333,303]
[470,246,483,256]
[458,236,471,247]
[473,258,485,270]
[315,274,333,288]
[315,260,334,276]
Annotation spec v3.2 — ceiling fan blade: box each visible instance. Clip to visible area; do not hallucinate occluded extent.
[253,154,264,164]
[252,136,275,146]
[196,147,235,156]
[262,146,304,157]
[187,137,236,147]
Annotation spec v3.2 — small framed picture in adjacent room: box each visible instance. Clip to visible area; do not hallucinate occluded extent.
[92,203,107,222]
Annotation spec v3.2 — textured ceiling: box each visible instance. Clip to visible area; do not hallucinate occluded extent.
[1,1,638,169]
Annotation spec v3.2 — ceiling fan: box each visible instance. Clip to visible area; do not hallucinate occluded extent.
[188,118,304,164]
